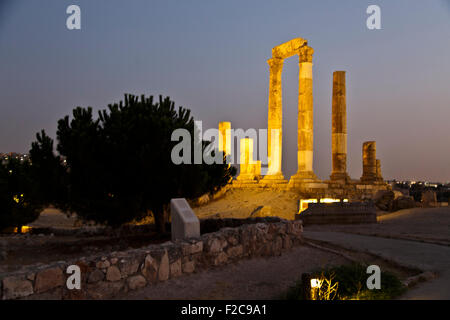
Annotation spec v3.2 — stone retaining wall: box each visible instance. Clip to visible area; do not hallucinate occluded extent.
[0,219,303,300]
[297,202,377,225]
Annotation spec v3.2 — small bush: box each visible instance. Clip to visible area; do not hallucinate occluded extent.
[284,263,406,300]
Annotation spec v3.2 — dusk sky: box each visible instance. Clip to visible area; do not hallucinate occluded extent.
[1,0,449,181]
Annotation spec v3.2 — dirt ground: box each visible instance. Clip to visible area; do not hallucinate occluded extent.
[118,245,350,300]
[3,189,448,299]
[194,188,300,220]
[305,207,450,245]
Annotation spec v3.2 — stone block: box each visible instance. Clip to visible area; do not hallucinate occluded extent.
[96,260,110,269]
[205,237,222,254]
[182,260,195,274]
[87,280,125,299]
[171,198,200,241]
[141,254,159,283]
[158,250,170,281]
[213,252,228,266]
[88,269,104,284]
[106,266,121,282]
[181,240,203,256]
[170,259,182,278]
[127,275,147,291]
[119,259,140,278]
[35,267,64,294]
[2,276,33,300]
[226,245,244,258]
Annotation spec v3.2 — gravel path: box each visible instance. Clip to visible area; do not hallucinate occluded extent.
[306,207,450,245]
[304,231,450,299]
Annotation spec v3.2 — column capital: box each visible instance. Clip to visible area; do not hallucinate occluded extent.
[267,57,284,70]
[298,46,314,63]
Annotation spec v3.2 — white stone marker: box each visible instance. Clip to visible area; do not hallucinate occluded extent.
[170,198,200,241]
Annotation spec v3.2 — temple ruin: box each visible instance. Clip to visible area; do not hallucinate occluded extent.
[222,37,388,200]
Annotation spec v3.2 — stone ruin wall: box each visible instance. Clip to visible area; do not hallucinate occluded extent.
[0,219,303,300]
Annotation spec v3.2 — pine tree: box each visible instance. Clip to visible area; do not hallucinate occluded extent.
[32,94,235,232]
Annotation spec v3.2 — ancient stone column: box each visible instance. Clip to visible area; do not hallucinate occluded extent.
[237,138,256,181]
[330,71,349,181]
[376,159,383,181]
[291,46,317,182]
[361,141,377,183]
[218,121,231,161]
[263,58,285,180]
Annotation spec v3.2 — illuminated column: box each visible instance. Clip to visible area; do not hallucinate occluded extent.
[291,45,317,182]
[376,159,383,181]
[237,138,256,181]
[263,57,285,180]
[361,141,377,183]
[218,121,231,161]
[330,71,350,181]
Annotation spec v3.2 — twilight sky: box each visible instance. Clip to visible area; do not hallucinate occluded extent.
[0,0,449,181]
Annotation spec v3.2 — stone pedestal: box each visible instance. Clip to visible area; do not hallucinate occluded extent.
[330,71,350,182]
[170,198,200,241]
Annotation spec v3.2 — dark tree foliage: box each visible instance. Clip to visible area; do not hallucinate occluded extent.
[33,94,235,232]
[29,130,68,209]
[0,159,43,232]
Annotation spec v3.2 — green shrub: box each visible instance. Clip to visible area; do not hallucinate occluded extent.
[284,263,406,300]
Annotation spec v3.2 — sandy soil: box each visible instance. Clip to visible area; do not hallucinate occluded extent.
[194,189,300,220]
[28,207,79,229]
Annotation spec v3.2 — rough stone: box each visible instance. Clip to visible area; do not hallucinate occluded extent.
[182,260,195,274]
[87,280,125,299]
[106,266,121,282]
[213,252,228,266]
[205,237,222,254]
[182,241,203,256]
[141,254,159,283]
[35,267,64,294]
[96,260,110,269]
[421,190,437,207]
[2,276,33,300]
[226,245,244,258]
[127,275,147,291]
[88,269,104,284]
[392,196,416,211]
[119,259,139,278]
[158,250,169,281]
[374,190,394,211]
[282,235,292,249]
[170,259,182,278]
